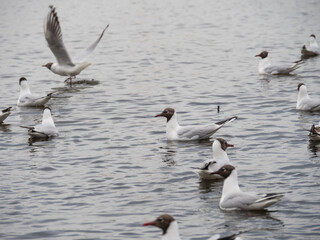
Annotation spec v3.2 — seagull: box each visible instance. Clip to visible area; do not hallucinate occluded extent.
[301,34,320,58]
[143,214,241,240]
[17,77,53,107]
[154,108,237,141]
[211,165,283,211]
[255,51,303,75]
[195,138,233,180]
[296,83,320,111]
[21,107,59,139]
[309,121,320,141]
[0,107,12,124]
[42,5,109,85]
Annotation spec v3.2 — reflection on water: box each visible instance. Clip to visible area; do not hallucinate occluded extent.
[308,140,320,154]
[198,178,224,194]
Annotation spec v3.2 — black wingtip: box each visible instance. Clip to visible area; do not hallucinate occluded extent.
[2,107,12,113]
[215,116,238,125]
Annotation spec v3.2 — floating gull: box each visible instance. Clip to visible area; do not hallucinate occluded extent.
[0,107,12,123]
[195,138,233,180]
[143,214,241,240]
[301,34,320,58]
[296,83,320,111]
[17,77,53,107]
[211,165,283,211]
[21,107,59,139]
[309,121,320,141]
[255,51,303,75]
[155,108,237,141]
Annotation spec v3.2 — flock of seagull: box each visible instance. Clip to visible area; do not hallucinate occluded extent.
[1,4,320,240]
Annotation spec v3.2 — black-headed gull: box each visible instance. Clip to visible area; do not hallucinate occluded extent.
[211,165,283,211]
[0,107,12,124]
[296,83,320,111]
[309,121,320,141]
[155,108,237,141]
[42,5,109,85]
[301,34,320,58]
[255,51,303,75]
[143,214,241,240]
[21,107,59,139]
[17,77,53,107]
[195,138,233,180]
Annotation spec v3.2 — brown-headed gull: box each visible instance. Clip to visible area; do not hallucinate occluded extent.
[309,121,320,141]
[155,108,237,141]
[301,34,320,58]
[296,83,320,111]
[21,107,59,139]
[255,51,303,75]
[42,5,109,85]
[17,77,53,107]
[195,138,233,180]
[211,165,283,211]
[143,214,241,240]
[0,107,12,124]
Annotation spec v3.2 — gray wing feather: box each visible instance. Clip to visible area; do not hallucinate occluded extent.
[44,6,74,66]
[178,124,221,140]
[75,25,109,63]
[221,192,258,209]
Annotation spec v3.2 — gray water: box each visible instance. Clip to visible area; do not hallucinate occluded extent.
[1,0,320,239]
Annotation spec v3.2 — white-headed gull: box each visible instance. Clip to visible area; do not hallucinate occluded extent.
[255,51,303,75]
[301,34,320,58]
[143,214,241,240]
[42,5,109,85]
[0,107,12,124]
[195,138,233,180]
[309,121,320,141]
[211,165,283,211]
[155,108,237,141]
[17,77,53,107]
[296,83,320,111]
[21,107,59,139]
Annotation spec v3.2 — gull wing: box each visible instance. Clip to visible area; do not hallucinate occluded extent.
[44,5,75,66]
[177,116,237,140]
[75,24,109,63]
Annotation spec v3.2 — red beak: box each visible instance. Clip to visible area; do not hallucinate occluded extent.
[143,221,155,226]
[227,143,234,148]
[255,54,261,57]
[154,113,163,117]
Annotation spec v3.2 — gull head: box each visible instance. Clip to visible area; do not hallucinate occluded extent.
[216,138,234,151]
[297,83,305,91]
[42,62,53,70]
[210,164,235,178]
[155,107,175,122]
[310,34,316,39]
[19,77,27,85]
[143,214,175,234]
[255,51,268,59]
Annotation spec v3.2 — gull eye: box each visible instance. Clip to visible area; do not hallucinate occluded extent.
[222,168,227,172]
[158,217,164,222]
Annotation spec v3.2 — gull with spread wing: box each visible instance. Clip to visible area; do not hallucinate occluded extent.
[42,5,109,85]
